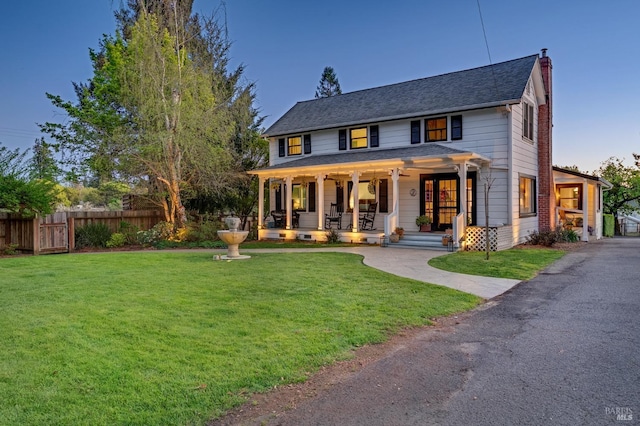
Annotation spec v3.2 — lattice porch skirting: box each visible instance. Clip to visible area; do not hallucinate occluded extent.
[463,225,513,251]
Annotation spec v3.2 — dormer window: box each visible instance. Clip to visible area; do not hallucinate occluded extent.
[350,128,368,149]
[288,136,302,155]
[425,117,447,142]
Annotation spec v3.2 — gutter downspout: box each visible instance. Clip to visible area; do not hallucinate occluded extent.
[505,104,513,227]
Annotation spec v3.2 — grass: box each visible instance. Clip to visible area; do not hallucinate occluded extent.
[428,248,566,280]
[0,252,480,425]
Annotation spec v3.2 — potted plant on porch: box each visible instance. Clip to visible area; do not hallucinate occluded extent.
[415,215,432,232]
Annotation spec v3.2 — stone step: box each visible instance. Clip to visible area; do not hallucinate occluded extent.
[386,232,452,250]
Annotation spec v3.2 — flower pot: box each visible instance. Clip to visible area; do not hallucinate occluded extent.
[389,234,400,243]
[419,224,431,232]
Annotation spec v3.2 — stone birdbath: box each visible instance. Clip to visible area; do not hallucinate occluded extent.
[216,216,251,260]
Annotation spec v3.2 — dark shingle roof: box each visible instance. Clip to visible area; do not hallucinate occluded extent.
[265,54,538,137]
[258,144,471,172]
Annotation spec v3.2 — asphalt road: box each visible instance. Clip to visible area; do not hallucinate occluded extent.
[272,238,640,426]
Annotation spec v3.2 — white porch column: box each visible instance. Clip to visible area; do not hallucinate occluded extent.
[457,163,468,217]
[457,162,468,245]
[316,174,325,230]
[350,171,361,232]
[257,176,265,229]
[582,179,589,241]
[391,168,400,232]
[285,175,293,230]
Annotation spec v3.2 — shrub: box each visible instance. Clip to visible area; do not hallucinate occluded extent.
[75,223,112,249]
[559,228,580,243]
[118,221,140,245]
[325,228,341,244]
[3,243,19,255]
[188,218,222,242]
[136,221,176,246]
[525,227,561,247]
[106,233,126,248]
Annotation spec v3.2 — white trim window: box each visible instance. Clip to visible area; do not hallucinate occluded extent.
[519,174,537,217]
[522,102,534,140]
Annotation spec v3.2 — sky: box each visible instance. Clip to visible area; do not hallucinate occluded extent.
[1,0,638,173]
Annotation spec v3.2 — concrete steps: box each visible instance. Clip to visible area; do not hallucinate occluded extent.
[386,232,450,250]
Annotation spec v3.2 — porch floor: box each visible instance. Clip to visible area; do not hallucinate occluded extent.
[259,227,450,249]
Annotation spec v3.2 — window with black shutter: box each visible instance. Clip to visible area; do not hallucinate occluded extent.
[370,125,379,147]
[303,134,311,154]
[411,120,421,144]
[451,115,463,140]
[379,179,389,212]
[308,182,316,212]
[278,138,285,157]
[339,129,347,150]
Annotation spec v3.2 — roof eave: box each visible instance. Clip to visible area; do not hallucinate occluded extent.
[248,151,491,177]
[263,99,522,138]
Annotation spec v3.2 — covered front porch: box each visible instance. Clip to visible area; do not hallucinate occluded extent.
[553,167,613,241]
[249,144,491,250]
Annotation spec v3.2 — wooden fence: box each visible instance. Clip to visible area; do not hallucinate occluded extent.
[0,210,163,255]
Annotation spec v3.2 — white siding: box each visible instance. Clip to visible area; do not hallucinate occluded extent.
[266,105,534,244]
[510,93,540,244]
[270,108,510,167]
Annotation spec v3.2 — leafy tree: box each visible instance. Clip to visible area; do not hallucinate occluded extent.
[29,137,61,182]
[40,3,260,227]
[596,156,640,220]
[315,66,342,98]
[40,35,132,184]
[0,145,56,216]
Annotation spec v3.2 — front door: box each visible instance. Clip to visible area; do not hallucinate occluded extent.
[420,173,476,231]
[421,174,458,231]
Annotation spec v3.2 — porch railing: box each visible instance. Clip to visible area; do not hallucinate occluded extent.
[384,200,399,236]
[453,212,465,249]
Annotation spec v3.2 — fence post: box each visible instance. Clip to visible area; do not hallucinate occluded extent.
[68,217,75,251]
[33,217,41,255]
[5,214,10,247]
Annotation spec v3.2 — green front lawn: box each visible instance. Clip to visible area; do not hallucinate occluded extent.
[0,252,480,425]
[428,248,566,280]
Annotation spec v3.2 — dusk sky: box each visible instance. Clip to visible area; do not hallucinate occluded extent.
[1,0,638,173]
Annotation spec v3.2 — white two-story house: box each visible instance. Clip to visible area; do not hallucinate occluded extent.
[249,50,557,250]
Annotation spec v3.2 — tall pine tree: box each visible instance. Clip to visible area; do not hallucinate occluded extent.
[315,66,342,98]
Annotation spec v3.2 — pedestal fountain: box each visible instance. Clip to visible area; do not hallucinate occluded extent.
[216,216,251,260]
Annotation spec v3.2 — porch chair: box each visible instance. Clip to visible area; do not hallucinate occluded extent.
[360,202,378,230]
[324,203,342,229]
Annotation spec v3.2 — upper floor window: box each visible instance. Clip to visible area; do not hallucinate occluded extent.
[523,102,534,140]
[426,117,447,142]
[519,175,537,217]
[350,128,368,149]
[288,136,302,155]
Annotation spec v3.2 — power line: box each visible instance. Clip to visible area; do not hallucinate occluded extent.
[476,0,500,98]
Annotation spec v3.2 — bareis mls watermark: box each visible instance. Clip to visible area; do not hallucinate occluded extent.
[605,407,633,421]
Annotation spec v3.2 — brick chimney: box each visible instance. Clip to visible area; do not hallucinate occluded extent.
[537,48,555,230]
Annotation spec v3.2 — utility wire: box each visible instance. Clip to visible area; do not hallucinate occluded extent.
[476,0,501,98]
